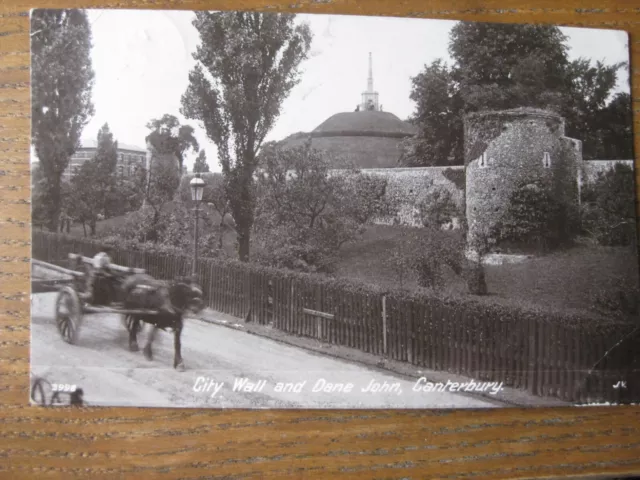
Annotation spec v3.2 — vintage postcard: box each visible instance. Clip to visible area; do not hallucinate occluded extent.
[29,8,639,408]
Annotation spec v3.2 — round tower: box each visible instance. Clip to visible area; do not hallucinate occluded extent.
[464,108,582,254]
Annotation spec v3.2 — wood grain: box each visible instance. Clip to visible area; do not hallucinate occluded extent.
[2,0,640,478]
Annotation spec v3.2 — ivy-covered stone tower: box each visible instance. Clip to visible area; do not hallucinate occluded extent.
[464,108,583,255]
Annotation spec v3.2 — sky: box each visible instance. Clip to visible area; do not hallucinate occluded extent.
[73,9,631,173]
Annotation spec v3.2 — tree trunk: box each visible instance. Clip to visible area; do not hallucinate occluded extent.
[149,209,160,243]
[89,219,96,236]
[465,257,487,295]
[237,224,250,262]
[66,220,71,234]
[46,181,61,233]
[82,222,87,238]
[230,167,255,262]
[218,218,225,251]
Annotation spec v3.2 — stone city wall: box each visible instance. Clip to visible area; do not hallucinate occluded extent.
[330,166,464,227]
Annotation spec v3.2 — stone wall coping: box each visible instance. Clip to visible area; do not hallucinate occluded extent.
[464,108,563,121]
[329,166,465,174]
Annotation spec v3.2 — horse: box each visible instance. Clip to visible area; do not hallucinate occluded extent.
[121,273,204,371]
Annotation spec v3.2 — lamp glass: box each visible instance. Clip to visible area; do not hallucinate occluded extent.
[190,176,205,202]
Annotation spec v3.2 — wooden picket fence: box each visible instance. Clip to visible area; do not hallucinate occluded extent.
[32,231,639,404]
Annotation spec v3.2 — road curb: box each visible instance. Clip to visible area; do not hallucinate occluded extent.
[192,309,571,409]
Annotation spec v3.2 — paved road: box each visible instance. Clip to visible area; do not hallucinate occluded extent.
[31,292,503,409]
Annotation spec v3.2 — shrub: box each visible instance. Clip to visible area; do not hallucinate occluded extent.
[383,228,420,289]
[418,186,462,230]
[580,163,637,247]
[385,228,466,290]
[492,179,566,253]
[593,271,640,320]
[252,223,339,274]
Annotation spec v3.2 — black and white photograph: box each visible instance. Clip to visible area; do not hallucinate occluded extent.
[29,8,640,409]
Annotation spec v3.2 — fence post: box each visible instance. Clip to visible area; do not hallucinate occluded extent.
[527,315,538,395]
[382,295,387,356]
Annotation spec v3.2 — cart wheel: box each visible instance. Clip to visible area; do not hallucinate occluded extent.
[30,377,53,406]
[55,286,82,344]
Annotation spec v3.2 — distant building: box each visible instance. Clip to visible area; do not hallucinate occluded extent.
[63,138,146,181]
[277,52,416,169]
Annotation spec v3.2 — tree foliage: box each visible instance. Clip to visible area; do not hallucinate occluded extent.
[31,9,95,231]
[450,22,570,111]
[404,22,631,166]
[105,202,221,259]
[253,141,390,272]
[593,92,634,160]
[563,59,627,159]
[32,164,57,229]
[193,149,211,173]
[399,60,464,167]
[384,227,467,291]
[181,11,312,261]
[67,124,123,235]
[581,163,637,246]
[139,149,182,242]
[145,114,199,172]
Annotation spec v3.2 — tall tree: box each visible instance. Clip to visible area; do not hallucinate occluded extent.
[145,114,199,172]
[193,149,211,173]
[400,60,463,166]
[594,92,634,159]
[181,11,312,261]
[449,22,570,112]
[563,60,628,159]
[137,149,182,242]
[31,9,95,231]
[68,123,118,235]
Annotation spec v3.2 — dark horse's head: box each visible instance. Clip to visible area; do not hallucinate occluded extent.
[168,276,205,315]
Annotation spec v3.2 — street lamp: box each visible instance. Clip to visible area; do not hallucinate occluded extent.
[190,173,205,277]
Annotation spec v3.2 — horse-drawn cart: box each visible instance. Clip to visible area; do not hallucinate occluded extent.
[32,255,162,345]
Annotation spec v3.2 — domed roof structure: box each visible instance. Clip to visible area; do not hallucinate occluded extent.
[313,111,416,138]
[277,53,417,169]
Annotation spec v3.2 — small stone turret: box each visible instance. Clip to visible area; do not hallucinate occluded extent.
[464,108,582,254]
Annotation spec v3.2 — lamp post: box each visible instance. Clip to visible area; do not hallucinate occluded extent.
[190,173,205,277]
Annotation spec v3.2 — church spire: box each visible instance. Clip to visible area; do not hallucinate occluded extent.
[360,52,379,111]
[367,52,373,92]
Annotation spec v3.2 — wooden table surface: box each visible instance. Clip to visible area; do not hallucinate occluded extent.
[2,0,640,478]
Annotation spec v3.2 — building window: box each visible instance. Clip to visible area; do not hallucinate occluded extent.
[543,152,551,168]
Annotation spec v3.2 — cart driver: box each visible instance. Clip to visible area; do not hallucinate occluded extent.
[84,252,116,305]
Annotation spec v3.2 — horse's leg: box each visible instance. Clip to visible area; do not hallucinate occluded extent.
[143,323,158,361]
[128,317,140,352]
[174,318,185,371]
